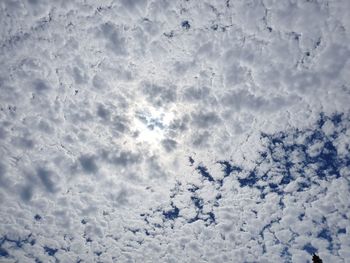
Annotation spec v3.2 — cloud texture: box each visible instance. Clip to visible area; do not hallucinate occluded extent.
[0,0,349,262]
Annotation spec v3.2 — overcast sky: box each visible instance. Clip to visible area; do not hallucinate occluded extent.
[0,0,350,262]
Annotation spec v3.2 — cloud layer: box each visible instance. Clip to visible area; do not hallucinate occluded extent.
[0,0,349,262]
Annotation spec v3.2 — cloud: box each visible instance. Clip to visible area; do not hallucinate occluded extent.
[97,22,128,56]
[36,166,59,193]
[0,0,349,262]
[141,81,177,107]
[79,155,99,174]
[161,138,177,152]
[191,111,221,128]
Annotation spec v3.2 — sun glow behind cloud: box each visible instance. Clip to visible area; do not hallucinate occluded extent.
[133,104,175,148]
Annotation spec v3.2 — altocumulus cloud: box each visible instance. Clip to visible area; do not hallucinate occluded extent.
[0,0,349,262]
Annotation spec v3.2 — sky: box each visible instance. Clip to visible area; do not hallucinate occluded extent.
[0,0,349,262]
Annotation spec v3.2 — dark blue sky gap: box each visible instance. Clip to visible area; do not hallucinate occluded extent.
[163,203,180,221]
[196,165,215,182]
[236,113,347,196]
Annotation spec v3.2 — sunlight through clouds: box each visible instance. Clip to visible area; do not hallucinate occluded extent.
[0,0,349,262]
[133,104,175,148]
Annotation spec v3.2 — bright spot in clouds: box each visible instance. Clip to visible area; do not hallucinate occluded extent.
[134,104,175,147]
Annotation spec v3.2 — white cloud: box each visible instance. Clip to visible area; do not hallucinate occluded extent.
[0,0,349,262]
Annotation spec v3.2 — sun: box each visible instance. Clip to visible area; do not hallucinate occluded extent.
[132,104,175,147]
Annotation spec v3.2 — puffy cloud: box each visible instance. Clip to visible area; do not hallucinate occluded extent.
[0,0,349,262]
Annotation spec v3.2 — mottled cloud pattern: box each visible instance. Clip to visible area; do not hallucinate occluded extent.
[0,0,349,262]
